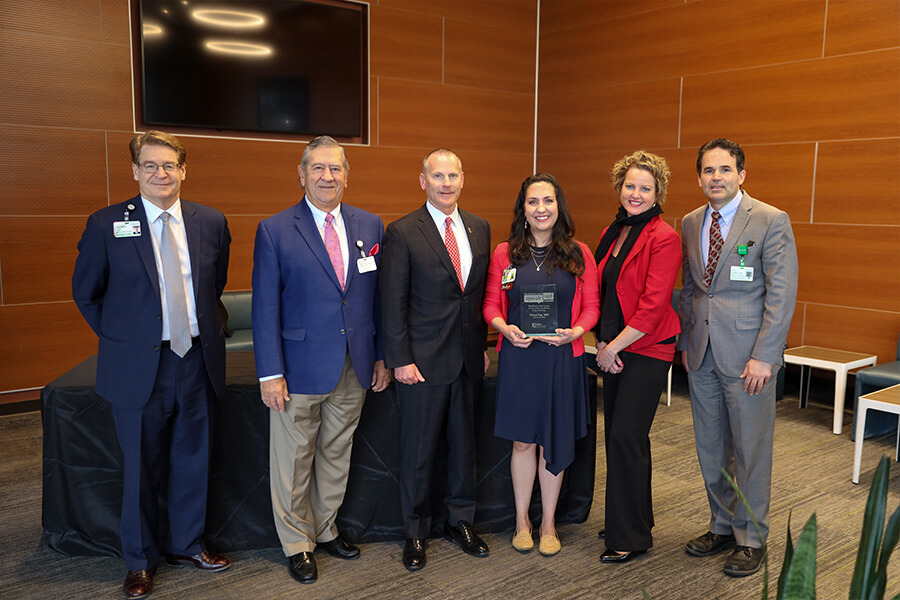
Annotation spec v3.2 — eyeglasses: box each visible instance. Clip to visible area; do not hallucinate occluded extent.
[139,162,182,174]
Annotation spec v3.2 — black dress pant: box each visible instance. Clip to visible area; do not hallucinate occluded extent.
[602,350,671,551]
[397,373,478,539]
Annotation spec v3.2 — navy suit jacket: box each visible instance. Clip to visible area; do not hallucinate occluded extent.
[252,199,384,394]
[72,195,231,408]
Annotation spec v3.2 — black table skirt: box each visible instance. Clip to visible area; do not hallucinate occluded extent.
[41,351,596,556]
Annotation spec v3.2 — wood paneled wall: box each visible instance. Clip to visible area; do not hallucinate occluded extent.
[0,0,537,392]
[537,0,900,363]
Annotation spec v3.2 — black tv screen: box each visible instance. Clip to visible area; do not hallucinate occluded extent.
[134,0,368,141]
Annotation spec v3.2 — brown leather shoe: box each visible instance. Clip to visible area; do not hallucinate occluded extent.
[165,550,230,572]
[123,569,155,599]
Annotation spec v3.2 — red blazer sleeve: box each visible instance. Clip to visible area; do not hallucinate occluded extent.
[571,242,600,334]
[483,243,510,350]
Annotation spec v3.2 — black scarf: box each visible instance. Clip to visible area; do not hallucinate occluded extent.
[594,204,663,266]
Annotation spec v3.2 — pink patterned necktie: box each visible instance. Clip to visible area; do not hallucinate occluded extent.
[704,211,723,287]
[444,217,465,291]
[324,213,345,290]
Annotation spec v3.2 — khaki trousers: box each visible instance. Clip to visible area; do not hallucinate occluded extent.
[270,352,365,555]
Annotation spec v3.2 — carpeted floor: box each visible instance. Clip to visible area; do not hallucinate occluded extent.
[2,370,899,599]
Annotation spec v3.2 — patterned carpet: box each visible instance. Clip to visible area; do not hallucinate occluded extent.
[2,369,899,599]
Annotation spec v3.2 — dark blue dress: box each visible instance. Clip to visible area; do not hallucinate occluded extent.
[493,259,590,475]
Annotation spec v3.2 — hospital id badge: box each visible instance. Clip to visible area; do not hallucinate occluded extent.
[113,221,141,237]
[357,256,377,273]
[730,266,754,281]
[501,266,516,290]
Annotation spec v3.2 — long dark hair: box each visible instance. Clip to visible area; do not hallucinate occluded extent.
[507,173,585,277]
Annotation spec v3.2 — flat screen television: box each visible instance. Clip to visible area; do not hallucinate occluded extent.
[131,0,368,143]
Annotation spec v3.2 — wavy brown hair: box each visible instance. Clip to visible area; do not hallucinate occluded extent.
[507,173,584,277]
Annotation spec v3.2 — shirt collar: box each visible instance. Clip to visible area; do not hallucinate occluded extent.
[304,195,342,227]
[708,190,743,223]
[425,200,460,229]
[142,196,183,224]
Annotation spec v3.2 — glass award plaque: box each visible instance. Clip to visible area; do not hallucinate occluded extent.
[520,283,559,336]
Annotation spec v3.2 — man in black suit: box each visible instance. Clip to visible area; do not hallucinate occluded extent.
[380,148,492,571]
[73,131,231,599]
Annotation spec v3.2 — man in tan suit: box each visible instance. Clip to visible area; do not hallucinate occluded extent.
[678,138,798,577]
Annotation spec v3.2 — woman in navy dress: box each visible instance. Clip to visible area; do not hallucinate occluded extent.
[483,174,599,556]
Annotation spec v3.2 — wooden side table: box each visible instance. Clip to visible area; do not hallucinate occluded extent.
[784,345,877,435]
[852,384,900,483]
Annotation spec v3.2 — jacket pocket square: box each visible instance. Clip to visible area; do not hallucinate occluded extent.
[368,243,379,256]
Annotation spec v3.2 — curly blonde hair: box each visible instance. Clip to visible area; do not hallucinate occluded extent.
[611,150,671,205]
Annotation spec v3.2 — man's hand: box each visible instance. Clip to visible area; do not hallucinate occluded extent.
[483,351,491,374]
[740,358,772,396]
[371,360,390,392]
[681,350,690,373]
[261,377,290,412]
[395,363,425,385]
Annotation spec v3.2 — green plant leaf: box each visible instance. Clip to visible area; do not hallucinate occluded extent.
[873,502,900,599]
[778,511,796,599]
[779,513,817,599]
[850,454,890,598]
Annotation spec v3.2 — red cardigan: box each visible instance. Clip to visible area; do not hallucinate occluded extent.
[595,216,681,361]
[482,241,599,357]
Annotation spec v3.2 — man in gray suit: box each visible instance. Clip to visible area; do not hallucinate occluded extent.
[678,138,798,577]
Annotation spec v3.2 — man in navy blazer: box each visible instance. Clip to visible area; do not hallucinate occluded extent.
[252,136,388,585]
[73,131,231,599]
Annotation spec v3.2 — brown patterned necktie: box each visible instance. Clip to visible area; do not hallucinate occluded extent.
[444,217,465,291]
[704,211,723,288]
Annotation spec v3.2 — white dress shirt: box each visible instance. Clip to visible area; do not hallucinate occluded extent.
[141,197,199,339]
[425,201,473,286]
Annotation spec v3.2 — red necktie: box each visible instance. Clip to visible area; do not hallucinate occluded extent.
[324,213,345,290]
[444,217,465,291]
[704,211,723,287]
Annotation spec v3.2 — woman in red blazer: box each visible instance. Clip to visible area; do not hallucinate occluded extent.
[483,173,599,557]
[593,151,681,563]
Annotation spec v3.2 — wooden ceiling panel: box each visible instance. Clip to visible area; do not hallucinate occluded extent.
[379,80,533,153]
[0,32,132,130]
[814,139,900,226]
[794,223,900,312]
[825,0,900,55]
[0,126,110,216]
[370,6,442,83]
[538,79,681,154]
[681,50,900,146]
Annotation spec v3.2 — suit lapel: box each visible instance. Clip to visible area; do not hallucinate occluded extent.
[342,206,359,290]
[417,206,461,290]
[683,207,706,288]
[711,192,751,286]
[182,199,202,302]
[620,217,654,271]
[294,199,344,293]
[129,198,161,299]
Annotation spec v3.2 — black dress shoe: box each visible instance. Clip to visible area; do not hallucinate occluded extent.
[600,548,647,563]
[445,521,489,557]
[123,569,155,599]
[685,531,736,557]
[166,550,230,571]
[403,538,427,572]
[288,552,317,584]
[317,535,360,560]
[723,545,765,577]
[597,529,605,539]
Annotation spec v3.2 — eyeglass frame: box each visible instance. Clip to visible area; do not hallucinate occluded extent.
[137,162,183,174]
